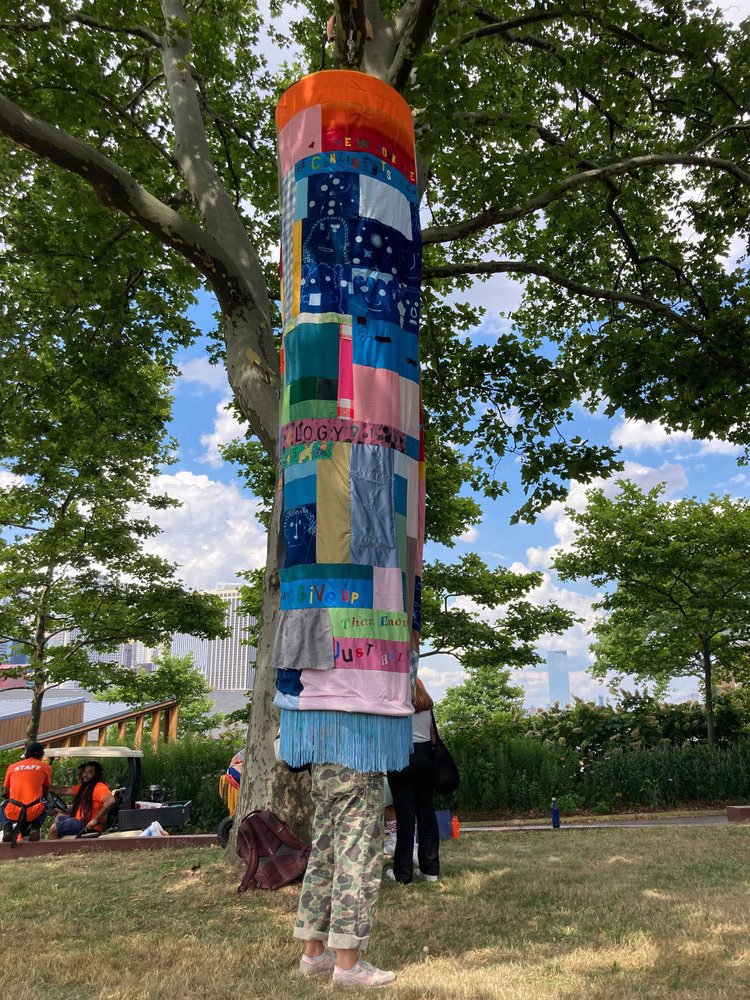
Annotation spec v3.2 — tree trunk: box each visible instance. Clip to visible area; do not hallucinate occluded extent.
[229,488,314,857]
[25,675,45,743]
[702,641,716,750]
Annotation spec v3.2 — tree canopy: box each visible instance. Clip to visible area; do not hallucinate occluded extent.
[0,0,747,808]
[553,482,750,746]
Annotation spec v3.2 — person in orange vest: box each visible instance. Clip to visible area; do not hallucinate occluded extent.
[48,761,115,838]
[1,741,51,846]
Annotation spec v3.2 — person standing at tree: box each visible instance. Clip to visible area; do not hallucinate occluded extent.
[1,741,51,844]
[273,70,425,989]
[386,678,440,884]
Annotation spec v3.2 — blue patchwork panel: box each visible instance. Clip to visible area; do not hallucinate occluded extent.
[350,444,398,567]
[412,575,421,633]
[394,474,408,516]
[349,268,420,334]
[301,263,352,314]
[283,502,317,566]
[276,668,304,695]
[352,320,419,381]
[283,468,317,510]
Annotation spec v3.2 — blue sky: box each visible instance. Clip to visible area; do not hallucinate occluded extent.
[141,271,747,709]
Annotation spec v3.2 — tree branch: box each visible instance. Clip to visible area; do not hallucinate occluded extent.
[439,7,566,52]
[0,91,228,282]
[386,0,441,91]
[421,257,703,333]
[421,153,750,245]
[0,15,162,47]
[159,0,279,457]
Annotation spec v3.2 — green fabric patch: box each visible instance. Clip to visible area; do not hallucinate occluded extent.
[290,399,338,420]
[328,608,411,641]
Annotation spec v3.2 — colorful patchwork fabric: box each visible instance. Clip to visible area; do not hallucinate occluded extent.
[273,71,424,773]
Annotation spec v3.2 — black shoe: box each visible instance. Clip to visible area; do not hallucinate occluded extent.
[1,822,13,844]
[29,829,41,842]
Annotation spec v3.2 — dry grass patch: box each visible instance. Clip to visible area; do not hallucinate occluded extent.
[0,828,748,999]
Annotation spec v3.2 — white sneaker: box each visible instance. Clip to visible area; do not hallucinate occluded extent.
[299,949,335,976]
[333,959,396,988]
[415,870,439,882]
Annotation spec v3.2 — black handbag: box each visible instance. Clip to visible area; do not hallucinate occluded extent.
[431,711,460,794]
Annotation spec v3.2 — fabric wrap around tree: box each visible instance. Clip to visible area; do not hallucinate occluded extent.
[273,71,424,773]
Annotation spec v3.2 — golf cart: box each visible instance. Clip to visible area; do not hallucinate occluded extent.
[45,746,191,835]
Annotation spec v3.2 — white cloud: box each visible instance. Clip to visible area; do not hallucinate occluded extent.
[720,0,750,25]
[528,459,688,569]
[611,418,743,458]
[611,418,692,452]
[200,399,246,466]
[417,655,466,703]
[178,356,229,393]
[0,471,25,490]
[696,437,744,456]
[457,526,479,543]
[138,471,266,590]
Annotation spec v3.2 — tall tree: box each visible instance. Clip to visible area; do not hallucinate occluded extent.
[0,1,747,814]
[553,483,750,747]
[0,259,228,739]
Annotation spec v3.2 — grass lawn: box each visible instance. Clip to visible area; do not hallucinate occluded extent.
[1,827,748,999]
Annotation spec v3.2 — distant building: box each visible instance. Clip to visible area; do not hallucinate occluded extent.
[171,586,256,691]
[547,650,572,707]
[26,586,256,694]
[49,631,154,689]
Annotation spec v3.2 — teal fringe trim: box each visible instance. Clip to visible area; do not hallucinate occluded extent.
[279,709,412,773]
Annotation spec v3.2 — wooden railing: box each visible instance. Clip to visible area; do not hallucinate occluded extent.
[0,700,179,752]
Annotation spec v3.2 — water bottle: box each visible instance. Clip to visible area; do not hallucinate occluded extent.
[551,797,560,829]
[451,815,460,839]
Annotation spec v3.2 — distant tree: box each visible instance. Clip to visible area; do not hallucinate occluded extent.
[102,646,222,736]
[554,483,750,747]
[0,312,228,739]
[423,554,574,727]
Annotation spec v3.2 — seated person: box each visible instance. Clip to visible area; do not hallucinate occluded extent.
[1,741,51,844]
[48,761,115,838]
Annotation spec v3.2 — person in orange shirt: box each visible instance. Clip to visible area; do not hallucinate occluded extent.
[1,741,51,845]
[48,761,115,838]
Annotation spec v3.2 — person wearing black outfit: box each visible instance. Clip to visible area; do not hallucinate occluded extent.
[385,679,440,884]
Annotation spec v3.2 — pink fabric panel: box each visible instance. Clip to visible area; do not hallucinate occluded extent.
[278,105,322,177]
[373,566,404,612]
[333,637,411,672]
[338,328,353,418]
[353,365,401,427]
[299,664,412,715]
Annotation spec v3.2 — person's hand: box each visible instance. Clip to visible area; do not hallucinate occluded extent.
[84,821,97,833]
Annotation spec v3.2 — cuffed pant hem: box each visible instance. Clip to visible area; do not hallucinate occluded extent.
[327,932,369,952]
[293,928,328,943]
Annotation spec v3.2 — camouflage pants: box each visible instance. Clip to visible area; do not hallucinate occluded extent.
[294,763,384,951]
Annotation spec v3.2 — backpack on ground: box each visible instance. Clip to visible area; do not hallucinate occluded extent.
[236,809,310,892]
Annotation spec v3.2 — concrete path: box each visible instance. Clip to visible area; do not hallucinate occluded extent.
[462,813,731,833]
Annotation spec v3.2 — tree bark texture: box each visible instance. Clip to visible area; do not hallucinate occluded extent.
[230,489,314,853]
[702,641,715,750]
